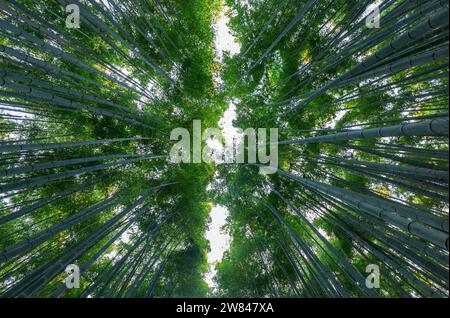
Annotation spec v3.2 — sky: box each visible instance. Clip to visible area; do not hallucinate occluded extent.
[204,205,231,287]
[214,11,240,60]
[204,9,241,289]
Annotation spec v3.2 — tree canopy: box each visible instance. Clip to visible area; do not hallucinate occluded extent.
[0,0,448,298]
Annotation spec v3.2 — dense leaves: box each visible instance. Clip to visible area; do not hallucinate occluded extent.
[212,0,449,298]
[0,0,448,298]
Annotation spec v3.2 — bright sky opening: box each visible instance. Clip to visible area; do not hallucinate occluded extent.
[204,7,241,289]
[204,205,231,288]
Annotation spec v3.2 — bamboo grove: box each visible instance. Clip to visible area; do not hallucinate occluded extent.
[0,0,448,298]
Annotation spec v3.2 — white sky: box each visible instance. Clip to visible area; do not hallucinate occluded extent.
[204,8,241,289]
[219,101,241,141]
[214,11,240,60]
[204,205,231,287]
[206,205,230,263]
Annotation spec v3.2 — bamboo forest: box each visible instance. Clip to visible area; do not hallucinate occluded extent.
[0,0,448,299]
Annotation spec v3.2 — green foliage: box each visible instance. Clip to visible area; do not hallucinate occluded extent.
[0,0,448,298]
